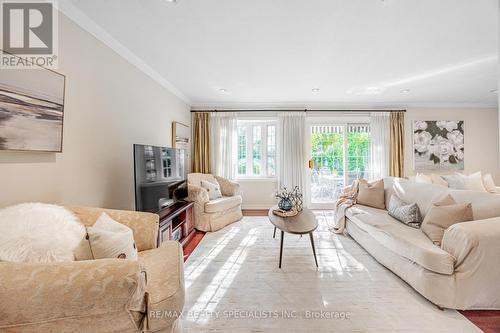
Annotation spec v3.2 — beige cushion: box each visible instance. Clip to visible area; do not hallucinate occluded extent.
[357,179,385,209]
[69,206,159,252]
[201,180,223,200]
[449,189,500,220]
[482,173,498,193]
[346,205,455,274]
[431,174,449,187]
[421,196,473,246]
[205,195,242,213]
[459,172,487,192]
[76,213,138,260]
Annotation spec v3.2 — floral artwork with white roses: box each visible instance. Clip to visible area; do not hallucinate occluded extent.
[413,120,464,171]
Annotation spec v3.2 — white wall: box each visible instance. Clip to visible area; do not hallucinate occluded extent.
[404,107,499,181]
[0,14,190,209]
[240,107,499,209]
[239,180,278,209]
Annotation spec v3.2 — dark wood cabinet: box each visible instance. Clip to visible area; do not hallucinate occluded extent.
[157,201,195,250]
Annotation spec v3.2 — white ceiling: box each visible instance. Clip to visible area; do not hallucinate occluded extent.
[64,0,498,108]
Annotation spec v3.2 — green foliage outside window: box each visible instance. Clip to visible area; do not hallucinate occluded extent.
[311,132,370,175]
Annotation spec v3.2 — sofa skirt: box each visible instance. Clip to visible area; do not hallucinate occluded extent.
[345,218,491,310]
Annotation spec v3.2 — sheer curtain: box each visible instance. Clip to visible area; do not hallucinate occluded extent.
[277,112,306,191]
[370,112,390,180]
[210,112,237,179]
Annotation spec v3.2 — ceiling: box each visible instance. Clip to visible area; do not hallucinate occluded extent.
[64,0,498,108]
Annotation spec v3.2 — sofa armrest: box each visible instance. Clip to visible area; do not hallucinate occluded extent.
[68,206,159,251]
[0,259,147,330]
[441,217,500,267]
[187,184,209,204]
[214,176,240,196]
[141,241,185,332]
[441,217,500,308]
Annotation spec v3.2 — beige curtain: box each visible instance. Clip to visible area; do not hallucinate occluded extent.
[389,111,405,177]
[192,112,211,173]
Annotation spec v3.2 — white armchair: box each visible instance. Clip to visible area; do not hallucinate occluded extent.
[187,173,243,232]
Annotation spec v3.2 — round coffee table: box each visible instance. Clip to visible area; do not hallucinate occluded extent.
[268,207,319,269]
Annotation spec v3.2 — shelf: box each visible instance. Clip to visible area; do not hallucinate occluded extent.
[157,201,194,250]
[180,229,196,247]
[172,219,186,232]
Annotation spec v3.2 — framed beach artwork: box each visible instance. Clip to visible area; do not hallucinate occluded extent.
[0,53,65,152]
[413,120,464,171]
[172,121,190,150]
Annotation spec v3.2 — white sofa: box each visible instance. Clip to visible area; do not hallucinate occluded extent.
[345,178,500,310]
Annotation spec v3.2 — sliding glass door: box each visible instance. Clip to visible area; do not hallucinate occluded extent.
[307,123,371,208]
[309,125,346,205]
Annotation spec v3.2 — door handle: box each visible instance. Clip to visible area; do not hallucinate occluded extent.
[308,160,313,169]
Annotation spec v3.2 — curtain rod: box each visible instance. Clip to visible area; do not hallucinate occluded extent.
[190,109,406,113]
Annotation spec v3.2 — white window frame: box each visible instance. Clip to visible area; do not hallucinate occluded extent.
[305,115,371,209]
[236,119,277,180]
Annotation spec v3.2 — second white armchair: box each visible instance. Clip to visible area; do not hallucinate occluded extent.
[187,173,243,232]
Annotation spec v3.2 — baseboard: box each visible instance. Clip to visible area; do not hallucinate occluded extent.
[242,209,268,216]
[242,204,272,210]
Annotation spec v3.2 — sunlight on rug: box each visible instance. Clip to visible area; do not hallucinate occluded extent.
[182,214,483,333]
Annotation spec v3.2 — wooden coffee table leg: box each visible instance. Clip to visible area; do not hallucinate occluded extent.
[279,230,284,268]
[273,226,276,239]
[309,232,318,268]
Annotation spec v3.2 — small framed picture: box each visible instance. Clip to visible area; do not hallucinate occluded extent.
[172,121,190,150]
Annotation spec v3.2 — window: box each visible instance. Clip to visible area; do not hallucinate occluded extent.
[237,120,276,178]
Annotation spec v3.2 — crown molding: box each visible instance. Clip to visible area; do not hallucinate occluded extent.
[55,1,191,105]
[190,101,498,110]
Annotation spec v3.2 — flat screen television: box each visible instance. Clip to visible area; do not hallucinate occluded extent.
[133,144,188,213]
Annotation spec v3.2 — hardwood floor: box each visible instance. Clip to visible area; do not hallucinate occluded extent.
[183,231,205,261]
[460,310,500,333]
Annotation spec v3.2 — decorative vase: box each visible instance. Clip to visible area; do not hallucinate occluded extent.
[294,192,303,212]
[278,198,293,211]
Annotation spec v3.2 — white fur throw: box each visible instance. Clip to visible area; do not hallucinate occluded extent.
[0,203,85,263]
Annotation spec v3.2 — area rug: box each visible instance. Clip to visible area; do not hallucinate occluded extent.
[183,214,482,333]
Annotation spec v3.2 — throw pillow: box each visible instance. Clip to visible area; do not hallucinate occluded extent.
[421,195,473,246]
[387,194,422,228]
[431,174,448,187]
[442,174,465,190]
[482,173,498,193]
[0,203,85,263]
[415,173,432,184]
[459,172,487,192]
[357,179,385,209]
[201,180,223,200]
[75,213,138,261]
